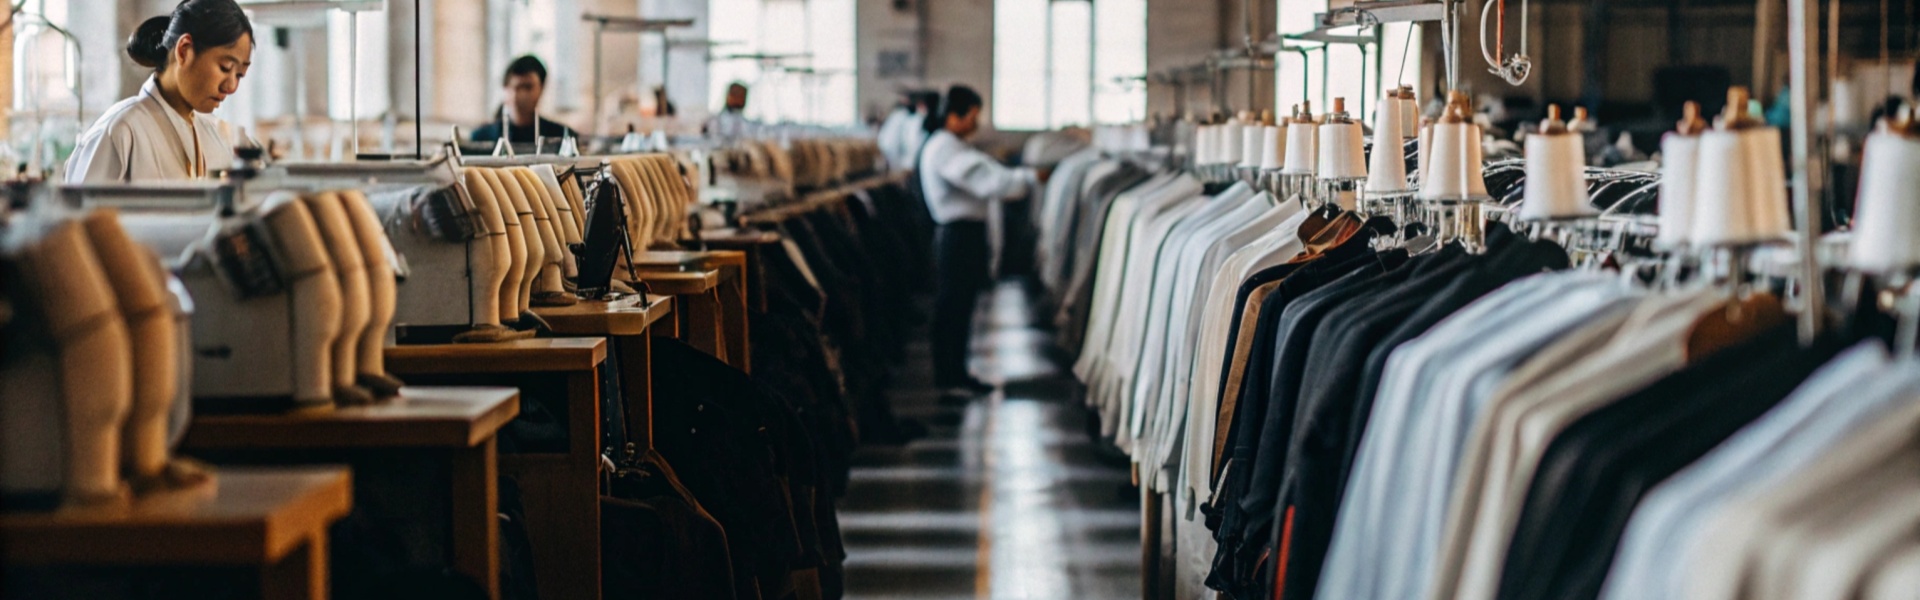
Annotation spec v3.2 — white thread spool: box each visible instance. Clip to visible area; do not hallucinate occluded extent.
[1260,125,1286,171]
[1421,121,1488,200]
[1367,93,1411,193]
[1219,123,1244,167]
[1520,129,1592,219]
[1318,119,1368,180]
[1283,119,1319,175]
[1658,133,1702,248]
[1416,121,1434,182]
[1831,77,1862,129]
[1195,125,1216,166]
[1744,127,1792,239]
[1690,129,1764,245]
[1850,125,1920,272]
[1242,122,1267,169]
[1399,89,1420,139]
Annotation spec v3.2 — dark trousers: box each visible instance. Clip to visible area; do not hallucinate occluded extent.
[932,221,990,387]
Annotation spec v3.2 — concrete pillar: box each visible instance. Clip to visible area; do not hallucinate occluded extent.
[858,0,922,122]
[1146,0,1220,119]
[1216,0,1274,117]
[433,0,489,125]
[638,0,708,119]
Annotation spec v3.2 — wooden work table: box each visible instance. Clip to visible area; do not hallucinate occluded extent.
[693,229,781,313]
[182,387,519,600]
[1,467,352,600]
[534,294,674,337]
[534,294,672,452]
[384,338,609,600]
[625,249,751,372]
[629,248,748,371]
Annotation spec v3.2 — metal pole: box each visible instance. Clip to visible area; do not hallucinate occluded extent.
[659,32,671,108]
[592,22,604,137]
[1787,0,1824,342]
[1374,26,1385,111]
[1088,0,1097,124]
[1359,43,1368,120]
[1045,2,1054,128]
[415,0,423,158]
[1321,48,1330,108]
[349,9,359,157]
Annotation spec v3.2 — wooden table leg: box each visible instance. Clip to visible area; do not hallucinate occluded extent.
[650,306,682,340]
[452,438,501,600]
[501,370,604,600]
[613,335,654,451]
[719,265,751,373]
[261,534,328,600]
[686,289,726,362]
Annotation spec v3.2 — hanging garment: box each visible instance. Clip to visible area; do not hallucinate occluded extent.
[1430,287,1729,600]
[1059,164,1159,357]
[1599,342,1920,600]
[1127,183,1262,475]
[1317,270,1642,600]
[603,449,739,600]
[1070,172,1183,386]
[1271,230,1573,600]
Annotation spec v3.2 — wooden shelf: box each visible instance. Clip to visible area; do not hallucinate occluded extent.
[628,269,722,295]
[1,467,351,566]
[533,295,674,337]
[182,387,519,451]
[694,228,783,246]
[386,337,608,375]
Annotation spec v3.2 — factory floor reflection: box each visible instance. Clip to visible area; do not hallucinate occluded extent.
[841,283,1142,600]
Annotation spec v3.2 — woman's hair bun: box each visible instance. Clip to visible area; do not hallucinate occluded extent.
[126,15,171,68]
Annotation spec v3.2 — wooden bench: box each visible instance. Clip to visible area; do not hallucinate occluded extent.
[182,387,519,600]
[533,296,673,450]
[625,250,752,372]
[1,467,353,600]
[385,338,609,600]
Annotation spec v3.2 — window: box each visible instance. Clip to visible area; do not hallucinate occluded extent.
[996,0,1143,131]
[327,9,389,121]
[707,0,857,125]
[11,0,78,115]
[1276,1,1420,123]
[1092,0,1146,125]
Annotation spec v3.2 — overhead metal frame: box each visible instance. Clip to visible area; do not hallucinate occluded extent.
[582,14,697,137]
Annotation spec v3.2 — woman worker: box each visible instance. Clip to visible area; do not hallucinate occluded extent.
[917,84,1049,399]
[66,0,254,183]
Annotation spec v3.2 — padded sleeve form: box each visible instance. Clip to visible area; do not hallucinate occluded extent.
[79,209,178,484]
[340,190,398,378]
[19,219,135,505]
[301,193,372,398]
[476,168,529,320]
[460,169,512,327]
[261,198,343,405]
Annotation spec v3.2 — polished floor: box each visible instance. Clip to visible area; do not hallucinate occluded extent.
[840,282,1142,600]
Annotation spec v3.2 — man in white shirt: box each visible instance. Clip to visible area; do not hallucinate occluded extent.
[705,82,754,141]
[918,84,1048,398]
[878,90,935,171]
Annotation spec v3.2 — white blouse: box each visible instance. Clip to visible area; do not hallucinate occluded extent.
[65,77,247,184]
[916,129,1035,224]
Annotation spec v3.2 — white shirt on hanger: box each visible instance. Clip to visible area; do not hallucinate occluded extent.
[1178,201,1312,505]
[1108,195,1206,454]
[66,77,249,184]
[1128,184,1258,468]
[1073,172,1181,384]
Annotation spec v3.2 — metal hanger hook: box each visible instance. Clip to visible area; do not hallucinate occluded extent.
[1479,0,1533,86]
